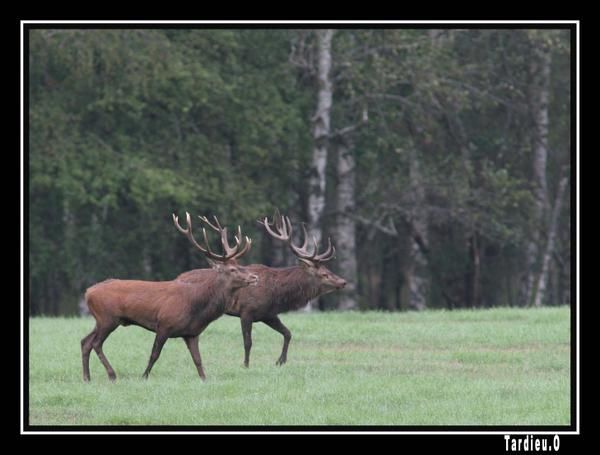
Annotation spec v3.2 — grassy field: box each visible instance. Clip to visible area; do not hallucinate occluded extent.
[27,307,571,427]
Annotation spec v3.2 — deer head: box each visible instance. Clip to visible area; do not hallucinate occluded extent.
[260,210,347,294]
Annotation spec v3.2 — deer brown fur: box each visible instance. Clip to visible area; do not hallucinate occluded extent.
[81,213,257,382]
[177,211,346,367]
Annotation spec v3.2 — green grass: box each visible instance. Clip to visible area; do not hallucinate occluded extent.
[28,307,571,426]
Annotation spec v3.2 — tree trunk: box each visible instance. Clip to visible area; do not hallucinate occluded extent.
[523,40,552,306]
[533,175,568,307]
[465,231,482,308]
[405,148,429,311]
[306,29,334,311]
[404,239,427,311]
[334,141,358,310]
[367,259,382,311]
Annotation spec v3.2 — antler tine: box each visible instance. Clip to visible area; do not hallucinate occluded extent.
[260,211,339,264]
[315,236,336,262]
[201,227,218,258]
[172,212,209,254]
[284,215,293,239]
[298,221,309,251]
[198,215,220,232]
[231,235,252,261]
[212,215,223,231]
[199,214,242,257]
[172,213,187,234]
[202,226,227,260]
[311,236,319,259]
[209,223,252,262]
[208,225,245,262]
[260,210,340,264]
[273,208,284,231]
[221,225,243,257]
[262,215,290,241]
[175,211,252,263]
[289,220,318,260]
[262,211,339,263]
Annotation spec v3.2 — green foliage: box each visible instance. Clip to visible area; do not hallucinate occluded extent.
[342,29,570,309]
[28,28,571,314]
[29,29,311,314]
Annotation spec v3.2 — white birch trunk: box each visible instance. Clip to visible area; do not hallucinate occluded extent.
[335,142,358,310]
[405,147,429,310]
[305,29,334,311]
[523,41,552,306]
[405,239,428,311]
[533,175,568,307]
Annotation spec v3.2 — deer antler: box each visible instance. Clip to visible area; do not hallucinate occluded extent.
[173,212,251,262]
[260,210,336,264]
[198,215,244,258]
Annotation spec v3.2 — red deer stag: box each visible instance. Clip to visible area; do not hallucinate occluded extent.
[81,213,257,382]
[177,211,346,368]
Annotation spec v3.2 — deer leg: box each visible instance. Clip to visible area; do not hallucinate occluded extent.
[81,328,97,382]
[183,335,206,381]
[142,331,169,380]
[263,316,292,366]
[91,323,119,381]
[241,318,253,368]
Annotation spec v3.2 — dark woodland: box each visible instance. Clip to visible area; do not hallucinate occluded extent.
[28,28,572,315]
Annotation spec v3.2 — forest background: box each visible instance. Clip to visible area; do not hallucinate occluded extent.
[27,27,572,315]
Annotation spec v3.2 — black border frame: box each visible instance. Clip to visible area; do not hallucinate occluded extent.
[20,19,580,439]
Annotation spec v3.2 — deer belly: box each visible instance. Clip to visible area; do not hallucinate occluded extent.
[117,300,160,332]
[119,317,157,332]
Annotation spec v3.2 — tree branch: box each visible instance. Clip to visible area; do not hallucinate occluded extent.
[351,212,399,237]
